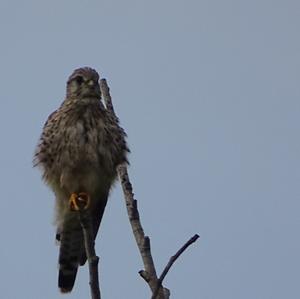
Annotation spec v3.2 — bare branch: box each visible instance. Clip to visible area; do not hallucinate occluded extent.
[100,78,199,299]
[100,79,169,299]
[99,79,116,117]
[151,234,200,299]
[118,165,169,297]
[76,202,101,299]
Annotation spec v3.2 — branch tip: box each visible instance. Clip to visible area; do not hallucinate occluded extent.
[139,270,151,282]
[151,234,200,299]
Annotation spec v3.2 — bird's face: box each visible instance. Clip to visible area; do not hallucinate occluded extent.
[66,67,101,99]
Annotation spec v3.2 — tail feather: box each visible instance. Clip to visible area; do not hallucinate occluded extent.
[57,194,108,292]
[57,213,85,293]
[58,265,78,293]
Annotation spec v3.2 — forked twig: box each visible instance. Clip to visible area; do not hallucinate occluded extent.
[100,79,169,298]
[117,165,169,299]
[100,78,199,299]
[151,234,200,299]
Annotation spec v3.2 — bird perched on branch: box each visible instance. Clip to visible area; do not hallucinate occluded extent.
[34,67,129,293]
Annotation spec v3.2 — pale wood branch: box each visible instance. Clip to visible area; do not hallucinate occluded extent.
[100,78,199,299]
[100,78,169,299]
[77,207,101,299]
[117,165,169,299]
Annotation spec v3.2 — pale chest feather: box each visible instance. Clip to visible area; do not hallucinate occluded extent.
[36,102,127,185]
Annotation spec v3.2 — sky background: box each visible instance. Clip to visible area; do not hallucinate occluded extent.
[0,0,299,298]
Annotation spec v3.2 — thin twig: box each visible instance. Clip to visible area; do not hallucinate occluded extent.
[77,207,101,299]
[151,234,200,299]
[99,79,117,121]
[100,79,169,299]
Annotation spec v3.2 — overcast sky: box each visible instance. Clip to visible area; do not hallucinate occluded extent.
[0,1,299,298]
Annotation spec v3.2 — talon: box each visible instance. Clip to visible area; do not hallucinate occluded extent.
[69,192,90,211]
[78,192,90,210]
[69,193,79,211]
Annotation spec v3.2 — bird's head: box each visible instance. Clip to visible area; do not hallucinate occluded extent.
[66,67,101,99]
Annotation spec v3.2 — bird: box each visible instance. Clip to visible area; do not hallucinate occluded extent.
[34,67,129,293]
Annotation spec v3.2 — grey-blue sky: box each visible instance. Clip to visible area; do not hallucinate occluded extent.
[0,0,299,298]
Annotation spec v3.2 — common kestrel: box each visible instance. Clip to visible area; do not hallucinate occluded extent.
[34,67,129,292]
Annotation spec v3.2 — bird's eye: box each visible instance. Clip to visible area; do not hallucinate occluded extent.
[74,76,84,85]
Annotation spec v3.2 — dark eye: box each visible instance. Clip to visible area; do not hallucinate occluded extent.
[74,76,84,85]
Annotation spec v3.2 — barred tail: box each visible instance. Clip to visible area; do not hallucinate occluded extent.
[57,214,85,293]
[58,265,78,293]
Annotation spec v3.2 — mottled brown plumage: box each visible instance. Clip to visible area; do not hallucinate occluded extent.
[34,67,129,292]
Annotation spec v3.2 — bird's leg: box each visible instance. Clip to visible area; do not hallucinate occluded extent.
[69,192,90,211]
